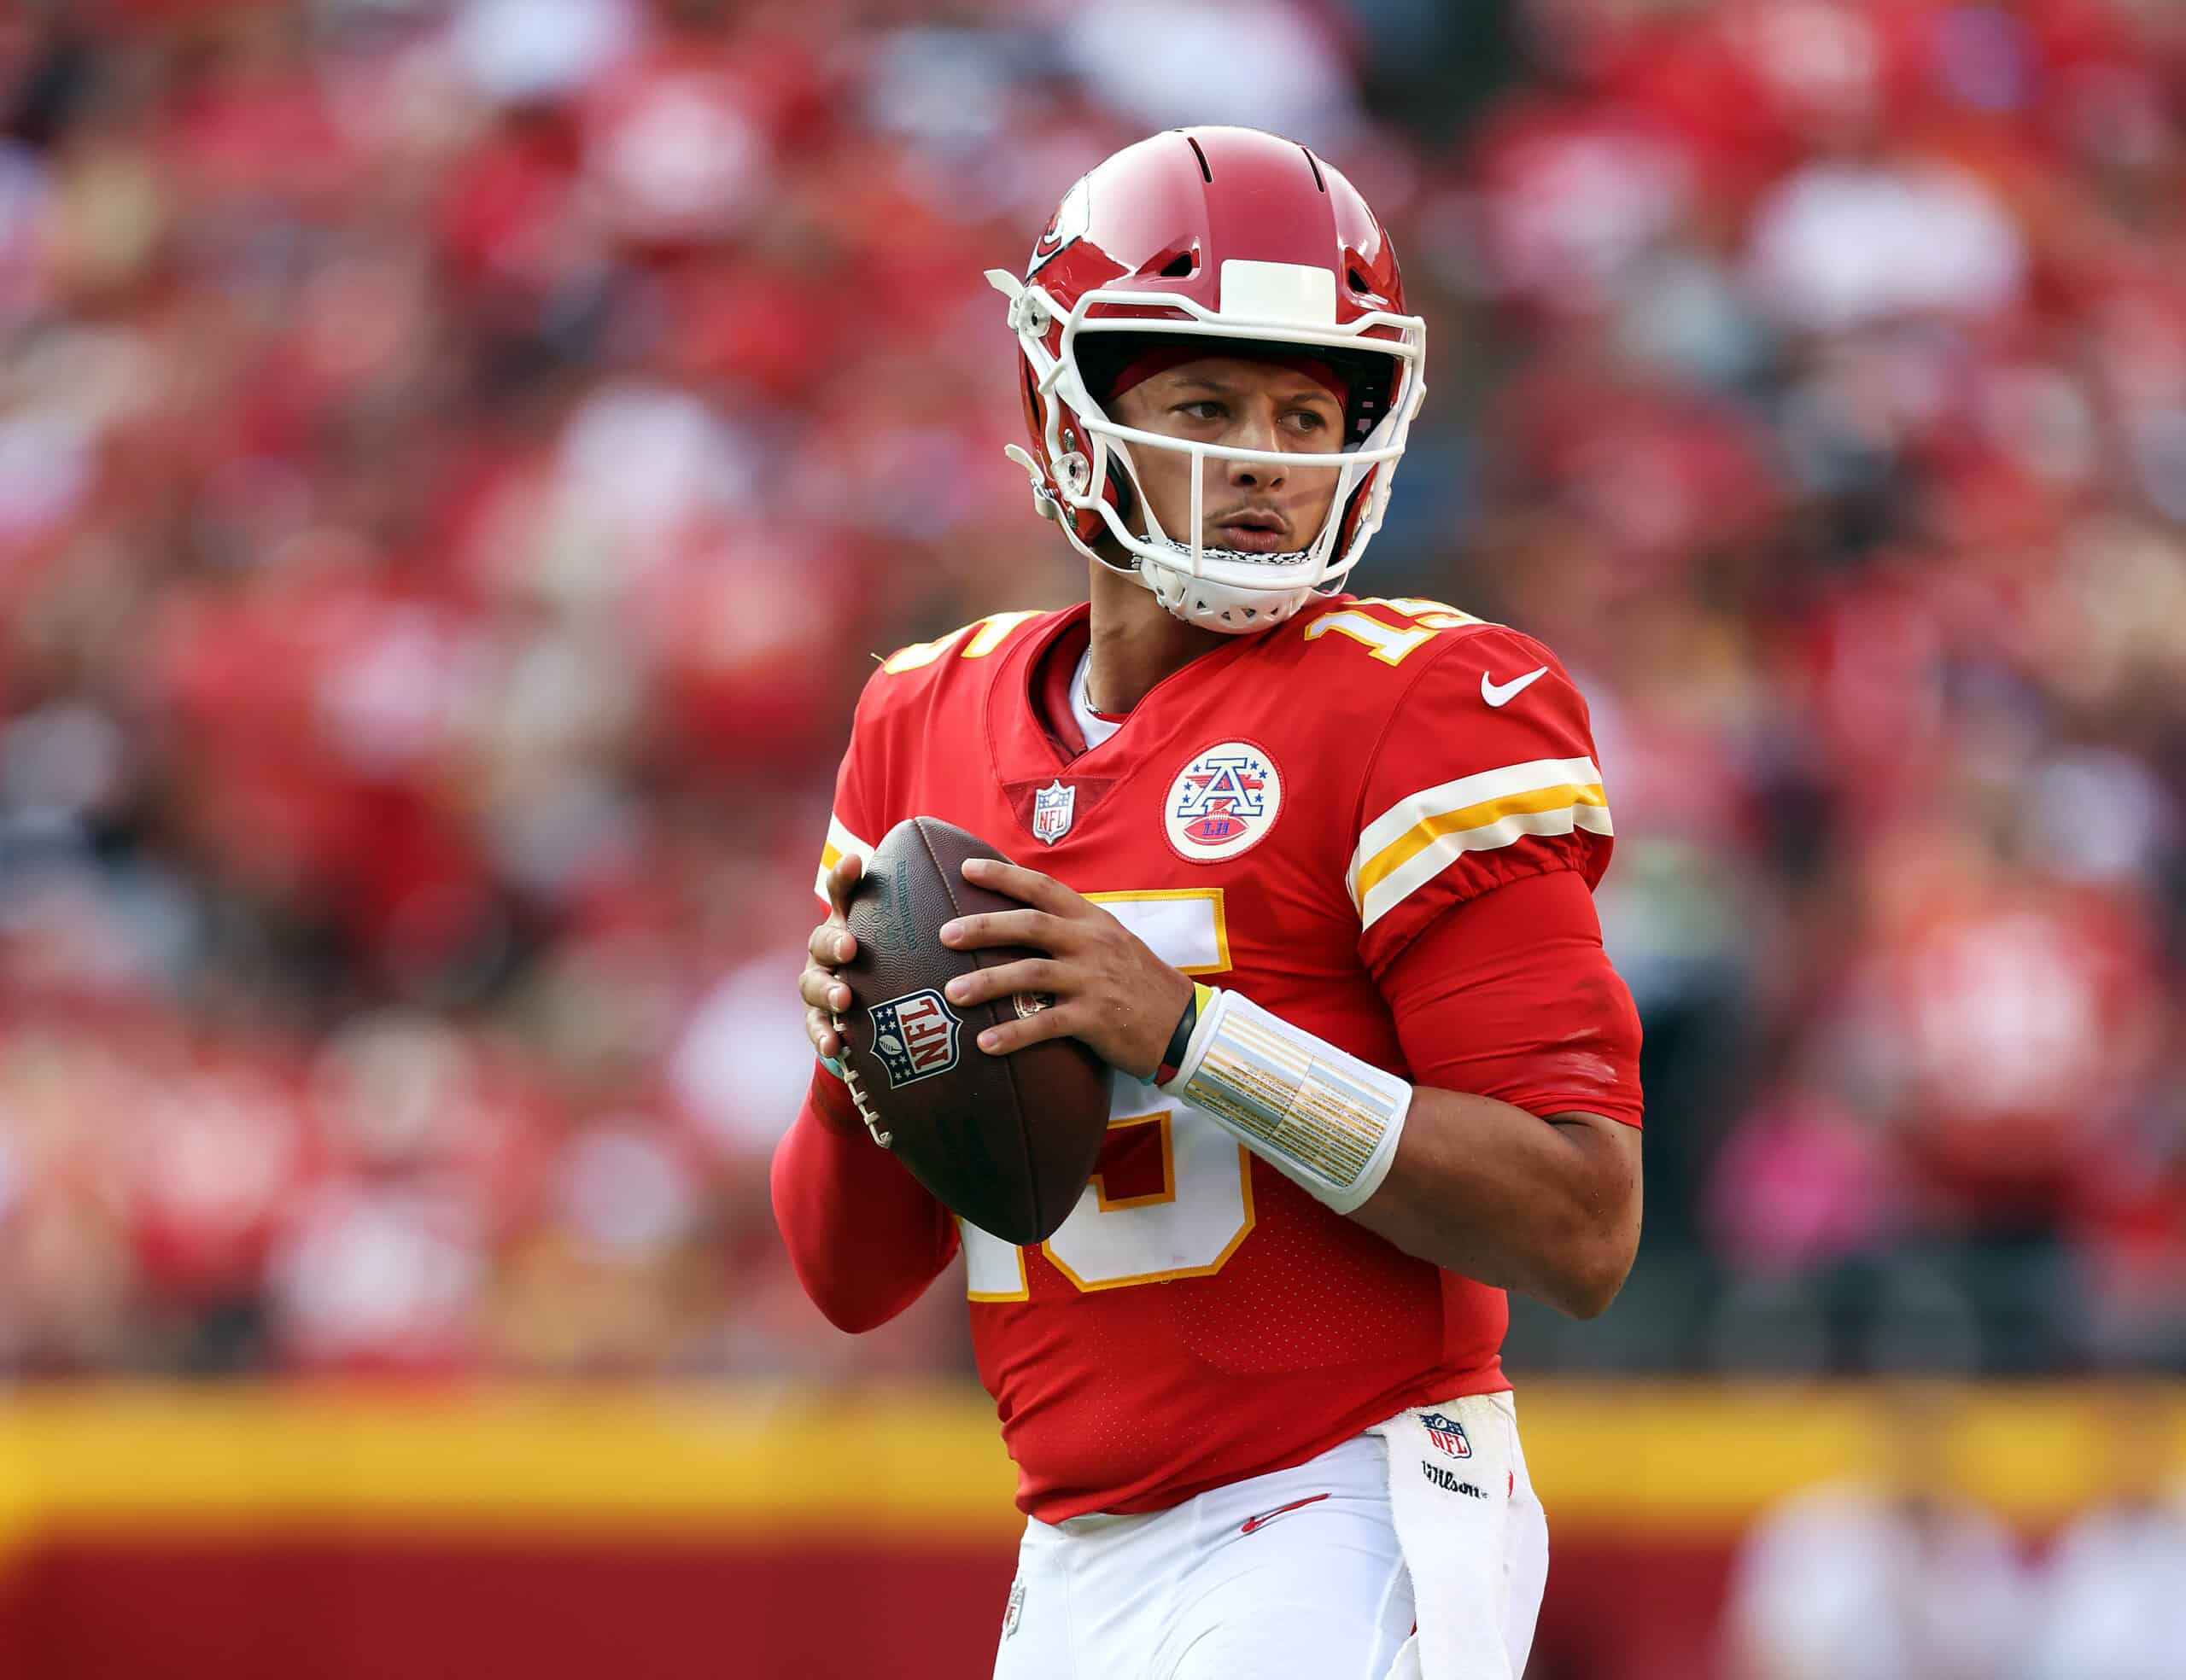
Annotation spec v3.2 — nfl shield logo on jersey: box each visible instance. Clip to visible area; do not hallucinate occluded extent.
[1164,741,1283,862]
[1032,779,1076,844]
[868,989,961,1088]
[1419,1411,1472,1459]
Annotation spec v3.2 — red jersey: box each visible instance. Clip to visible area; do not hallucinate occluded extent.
[792,593,1640,1520]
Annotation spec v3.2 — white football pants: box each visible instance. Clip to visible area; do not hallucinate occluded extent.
[991,1391,1547,1680]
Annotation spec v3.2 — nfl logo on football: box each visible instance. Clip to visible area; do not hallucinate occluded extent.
[1420,1412,1471,1459]
[868,989,961,1088]
[1032,779,1076,844]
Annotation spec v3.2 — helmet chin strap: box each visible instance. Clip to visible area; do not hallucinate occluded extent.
[1137,540,1322,635]
[1026,434,1330,635]
[1083,522,1320,632]
[1112,434,1329,635]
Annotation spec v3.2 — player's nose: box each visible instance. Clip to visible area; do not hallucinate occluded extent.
[1221,405,1287,488]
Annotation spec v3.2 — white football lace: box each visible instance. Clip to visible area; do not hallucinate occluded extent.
[832,1013,892,1149]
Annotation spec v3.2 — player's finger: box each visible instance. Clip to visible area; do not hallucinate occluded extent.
[944,958,1064,1009]
[975,1001,1075,1059]
[937,908,1070,953]
[809,920,856,968]
[825,853,865,924]
[798,962,851,1014]
[805,1003,843,1060]
[960,856,1074,913]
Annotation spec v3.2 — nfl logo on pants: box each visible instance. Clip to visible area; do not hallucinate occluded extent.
[1419,1411,1471,1459]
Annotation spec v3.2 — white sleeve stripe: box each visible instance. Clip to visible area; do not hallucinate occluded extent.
[1358,803,1612,932]
[1351,756,1601,877]
[1347,756,1601,902]
[814,814,877,905]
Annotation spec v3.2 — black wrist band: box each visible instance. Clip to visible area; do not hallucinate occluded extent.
[1152,987,1199,1086]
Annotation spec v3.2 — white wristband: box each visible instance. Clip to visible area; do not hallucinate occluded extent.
[1157,987,1411,1216]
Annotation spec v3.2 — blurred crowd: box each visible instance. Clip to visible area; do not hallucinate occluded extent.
[1721,1385,2186,1680]
[0,0,2181,1381]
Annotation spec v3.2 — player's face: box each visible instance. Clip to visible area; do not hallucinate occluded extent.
[1109,357,1344,557]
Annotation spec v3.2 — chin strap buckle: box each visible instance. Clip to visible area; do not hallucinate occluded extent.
[1003,445,1062,522]
[985,270,1051,337]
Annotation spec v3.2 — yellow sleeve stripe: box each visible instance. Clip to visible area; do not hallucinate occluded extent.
[814,814,876,906]
[1357,781,1607,897]
[1348,756,1610,932]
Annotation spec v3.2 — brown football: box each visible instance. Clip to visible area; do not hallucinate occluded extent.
[833,816,1111,1245]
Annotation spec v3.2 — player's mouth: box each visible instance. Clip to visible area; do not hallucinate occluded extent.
[1213,510,1291,554]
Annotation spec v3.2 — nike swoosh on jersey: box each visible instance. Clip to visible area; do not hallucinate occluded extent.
[1239,1492,1332,1535]
[1480,665,1549,708]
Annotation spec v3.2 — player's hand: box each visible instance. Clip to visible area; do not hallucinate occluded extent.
[799,853,865,1063]
[938,858,1195,1081]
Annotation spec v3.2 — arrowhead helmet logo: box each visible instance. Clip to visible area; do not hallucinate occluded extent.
[1027,176,1091,277]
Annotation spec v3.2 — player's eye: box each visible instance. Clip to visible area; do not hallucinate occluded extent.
[1174,400,1226,421]
[1283,408,1330,433]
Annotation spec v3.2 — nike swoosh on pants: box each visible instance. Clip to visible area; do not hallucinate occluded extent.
[1238,1492,1331,1535]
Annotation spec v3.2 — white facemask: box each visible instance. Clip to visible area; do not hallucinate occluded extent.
[990,265,1427,635]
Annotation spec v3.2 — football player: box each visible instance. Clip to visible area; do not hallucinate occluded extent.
[774,126,1644,1680]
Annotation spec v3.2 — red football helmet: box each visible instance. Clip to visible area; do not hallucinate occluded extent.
[988,127,1427,633]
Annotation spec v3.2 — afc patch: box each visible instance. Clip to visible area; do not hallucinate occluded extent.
[868,989,961,1088]
[1032,779,1077,844]
[1419,1411,1472,1459]
[1163,740,1283,862]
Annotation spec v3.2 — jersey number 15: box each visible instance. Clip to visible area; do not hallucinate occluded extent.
[957,890,1254,1298]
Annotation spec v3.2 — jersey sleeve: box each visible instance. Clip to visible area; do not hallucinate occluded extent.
[780,669,958,1333]
[814,670,890,908]
[1351,624,1613,979]
[1380,868,1644,1127]
[770,1065,961,1333]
